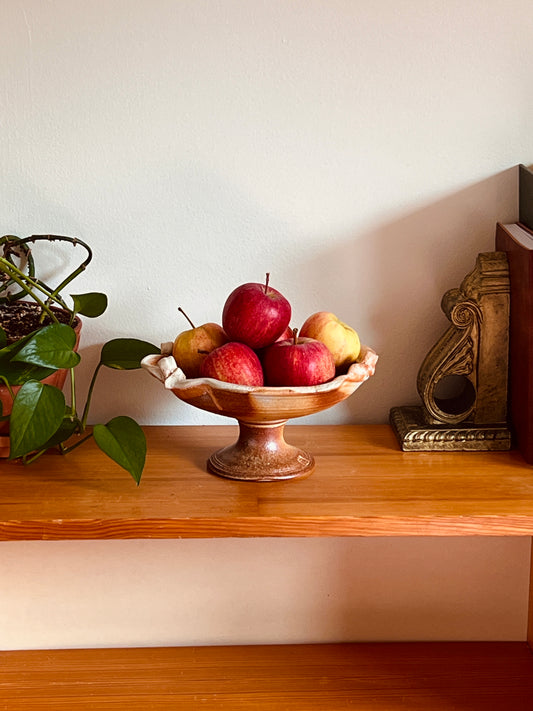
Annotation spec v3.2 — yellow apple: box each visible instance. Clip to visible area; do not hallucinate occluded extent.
[300,311,360,371]
[172,308,229,379]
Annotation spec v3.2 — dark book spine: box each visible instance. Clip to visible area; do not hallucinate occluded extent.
[519,164,533,232]
[495,223,533,463]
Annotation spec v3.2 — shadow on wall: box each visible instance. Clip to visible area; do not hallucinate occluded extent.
[297,166,517,424]
[125,164,516,427]
[3,165,518,426]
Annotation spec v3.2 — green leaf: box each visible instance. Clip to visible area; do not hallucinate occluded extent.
[0,329,37,360]
[0,359,56,385]
[93,416,146,484]
[0,332,56,384]
[39,416,79,450]
[100,339,159,370]
[0,327,6,349]
[13,323,80,369]
[71,292,108,318]
[9,381,66,459]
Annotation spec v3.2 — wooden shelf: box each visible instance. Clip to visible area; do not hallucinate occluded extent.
[2,642,533,710]
[1,425,533,540]
[2,425,533,708]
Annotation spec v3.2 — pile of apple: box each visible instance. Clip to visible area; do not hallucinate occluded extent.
[172,275,361,388]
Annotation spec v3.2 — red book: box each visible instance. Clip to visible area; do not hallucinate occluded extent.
[495,221,533,462]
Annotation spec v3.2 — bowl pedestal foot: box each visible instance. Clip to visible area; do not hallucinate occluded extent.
[207,420,315,482]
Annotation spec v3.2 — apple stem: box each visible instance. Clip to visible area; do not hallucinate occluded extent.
[292,327,299,346]
[178,307,196,329]
[264,272,270,294]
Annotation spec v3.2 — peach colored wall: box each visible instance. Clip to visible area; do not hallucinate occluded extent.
[1,0,533,649]
[1,538,530,650]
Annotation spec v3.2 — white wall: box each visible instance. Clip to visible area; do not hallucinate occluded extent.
[1,0,533,649]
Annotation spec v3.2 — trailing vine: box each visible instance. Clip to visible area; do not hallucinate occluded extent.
[0,234,158,483]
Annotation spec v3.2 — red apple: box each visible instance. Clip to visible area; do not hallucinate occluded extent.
[263,328,336,387]
[256,324,294,362]
[275,325,293,342]
[172,308,229,379]
[199,342,264,386]
[222,273,291,349]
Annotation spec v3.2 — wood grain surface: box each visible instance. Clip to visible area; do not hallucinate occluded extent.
[1,425,533,540]
[2,643,533,710]
[529,542,533,648]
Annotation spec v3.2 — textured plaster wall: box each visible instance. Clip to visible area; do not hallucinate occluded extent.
[1,0,533,649]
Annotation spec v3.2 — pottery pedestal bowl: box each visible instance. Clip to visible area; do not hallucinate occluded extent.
[142,346,378,482]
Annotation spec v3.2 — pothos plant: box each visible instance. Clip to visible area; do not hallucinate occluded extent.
[0,234,158,484]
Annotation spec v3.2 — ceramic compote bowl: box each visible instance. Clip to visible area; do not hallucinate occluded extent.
[142,345,378,482]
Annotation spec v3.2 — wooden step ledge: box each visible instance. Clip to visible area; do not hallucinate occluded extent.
[2,642,533,710]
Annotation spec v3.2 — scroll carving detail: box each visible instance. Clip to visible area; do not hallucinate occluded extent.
[390,252,511,451]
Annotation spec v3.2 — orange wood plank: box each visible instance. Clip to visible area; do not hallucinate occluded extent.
[529,538,533,649]
[1,643,533,710]
[2,425,533,540]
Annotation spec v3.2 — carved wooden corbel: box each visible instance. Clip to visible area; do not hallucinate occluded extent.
[390,252,511,450]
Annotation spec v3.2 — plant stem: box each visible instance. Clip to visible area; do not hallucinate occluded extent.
[178,307,195,329]
[1,235,92,316]
[292,327,298,345]
[69,367,77,419]
[264,272,270,293]
[60,432,94,455]
[23,448,48,465]
[19,236,92,304]
[0,236,36,302]
[0,376,15,401]
[0,258,61,321]
[81,362,103,428]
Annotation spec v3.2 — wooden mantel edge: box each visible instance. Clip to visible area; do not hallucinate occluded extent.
[528,538,533,651]
[3,515,533,541]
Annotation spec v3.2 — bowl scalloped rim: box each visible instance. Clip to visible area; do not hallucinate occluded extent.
[141,344,378,397]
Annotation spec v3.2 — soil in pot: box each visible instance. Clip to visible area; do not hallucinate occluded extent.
[0,301,74,343]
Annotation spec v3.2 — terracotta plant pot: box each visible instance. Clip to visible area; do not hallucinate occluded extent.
[0,307,82,457]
